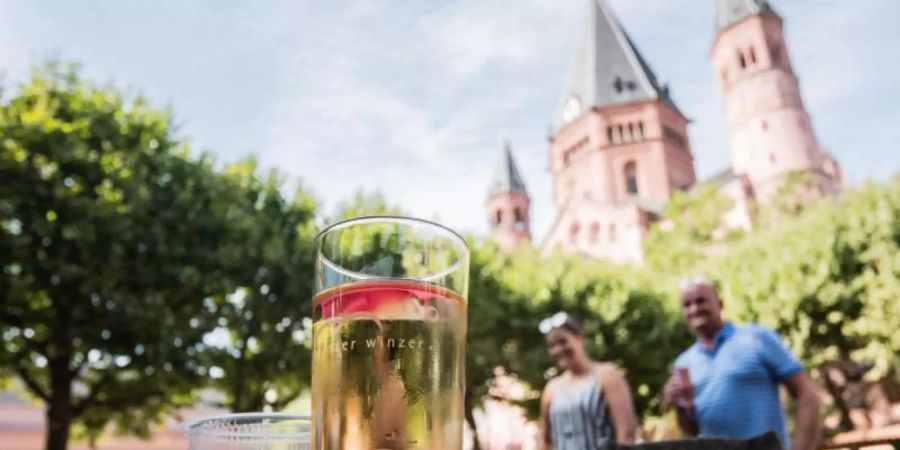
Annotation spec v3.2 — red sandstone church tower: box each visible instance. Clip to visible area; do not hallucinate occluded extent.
[541,0,696,263]
[711,0,842,201]
[487,140,532,251]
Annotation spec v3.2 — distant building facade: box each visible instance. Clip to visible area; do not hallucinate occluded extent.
[487,0,842,262]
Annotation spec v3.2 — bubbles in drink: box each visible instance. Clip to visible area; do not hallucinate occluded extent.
[312,280,466,450]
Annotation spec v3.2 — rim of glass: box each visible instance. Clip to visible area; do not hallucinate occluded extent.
[183,412,311,439]
[315,215,468,284]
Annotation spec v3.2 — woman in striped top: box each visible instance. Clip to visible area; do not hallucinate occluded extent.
[538,312,638,450]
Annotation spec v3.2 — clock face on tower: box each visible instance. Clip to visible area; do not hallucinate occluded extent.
[562,95,582,123]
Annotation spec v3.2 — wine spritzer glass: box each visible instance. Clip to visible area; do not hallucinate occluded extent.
[312,216,469,450]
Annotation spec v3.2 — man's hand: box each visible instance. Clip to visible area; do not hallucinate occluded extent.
[663,373,693,410]
[663,373,699,436]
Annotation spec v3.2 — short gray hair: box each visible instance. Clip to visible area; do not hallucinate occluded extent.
[679,275,716,293]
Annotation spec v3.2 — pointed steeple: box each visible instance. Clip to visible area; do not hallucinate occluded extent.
[554,0,678,130]
[488,139,527,197]
[716,0,778,31]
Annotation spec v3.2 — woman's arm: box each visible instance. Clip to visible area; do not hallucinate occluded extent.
[538,380,555,450]
[599,364,638,445]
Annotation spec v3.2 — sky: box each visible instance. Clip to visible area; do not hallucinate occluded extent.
[1,0,898,238]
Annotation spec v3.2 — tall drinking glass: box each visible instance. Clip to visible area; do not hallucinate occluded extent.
[313,216,469,450]
[185,413,311,449]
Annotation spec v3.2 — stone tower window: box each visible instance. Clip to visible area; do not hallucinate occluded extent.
[749,46,757,65]
[637,122,645,139]
[514,207,525,230]
[570,222,581,243]
[495,209,503,226]
[624,161,639,195]
[589,222,601,244]
[771,44,782,65]
[738,51,747,69]
[607,126,614,144]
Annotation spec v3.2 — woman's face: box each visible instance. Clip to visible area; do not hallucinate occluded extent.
[545,327,584,370]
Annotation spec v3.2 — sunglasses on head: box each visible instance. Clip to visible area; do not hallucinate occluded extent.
[539,312,573,335]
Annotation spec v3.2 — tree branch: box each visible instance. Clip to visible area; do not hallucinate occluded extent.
[73,371,115,416]
[14,364,49,401]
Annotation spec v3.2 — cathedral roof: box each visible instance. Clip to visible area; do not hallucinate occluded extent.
[553,0,680,131]
[716,0,778,31]
[488,140,527,196]
[704,167,740,187]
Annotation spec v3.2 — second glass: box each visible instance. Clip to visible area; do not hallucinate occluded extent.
[312,216,469,450]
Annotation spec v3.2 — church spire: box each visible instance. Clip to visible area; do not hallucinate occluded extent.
[486,139,531,251]
[488,139,527,197]
[554,0,678,130]
[716,0,778,31]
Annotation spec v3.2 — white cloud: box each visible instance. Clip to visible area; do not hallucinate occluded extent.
[418,0,573,78]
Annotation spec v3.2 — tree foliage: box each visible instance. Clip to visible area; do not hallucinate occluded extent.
[200,159,318,413]
[467,244,691,421]
[643,184,736,270]
[0,62,228,449]
[0,63,317,449]
[697,178,900,431]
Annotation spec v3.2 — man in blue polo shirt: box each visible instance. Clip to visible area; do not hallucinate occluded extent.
[664,278,821,450]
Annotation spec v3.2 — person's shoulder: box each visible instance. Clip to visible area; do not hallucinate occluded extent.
[674,344,699,368]
[594,362,624,380]
[737,322,776,334]
[544,374,564,395]
[595,361,620,373]
[736,322,782,341]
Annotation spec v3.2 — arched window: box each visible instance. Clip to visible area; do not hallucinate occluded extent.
[637,122,645,140]
[617,124,624,143]
[589,222,601,244]
[624,161,639,195]
[608,224,617,243]
[770,44,782,65]
[749,46,757,64]
[627,123,635,142]
[738,51,747,69]
[514,207,525,230]
[607,126,614,144]
[495,209,502,226]
[569,222,581,243]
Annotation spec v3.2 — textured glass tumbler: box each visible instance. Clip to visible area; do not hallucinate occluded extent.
[313,216,469,450]
[185,413,311,449]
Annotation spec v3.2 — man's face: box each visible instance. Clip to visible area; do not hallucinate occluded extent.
[680,283,723,335]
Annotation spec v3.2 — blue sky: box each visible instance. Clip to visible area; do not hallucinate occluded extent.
[2,0,898,238]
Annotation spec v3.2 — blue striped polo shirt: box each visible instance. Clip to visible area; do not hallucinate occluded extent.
[674,322,803,449]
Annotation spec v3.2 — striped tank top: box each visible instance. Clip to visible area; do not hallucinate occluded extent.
[549,368,616,450]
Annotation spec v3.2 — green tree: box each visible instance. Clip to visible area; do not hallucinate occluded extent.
[698,178,900,432]
[464,241,692,448]
[643,185,735,271]
[200,159,318,412]
[331,190,402,221]
[0,63,258,449]
[762,170,826,225]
